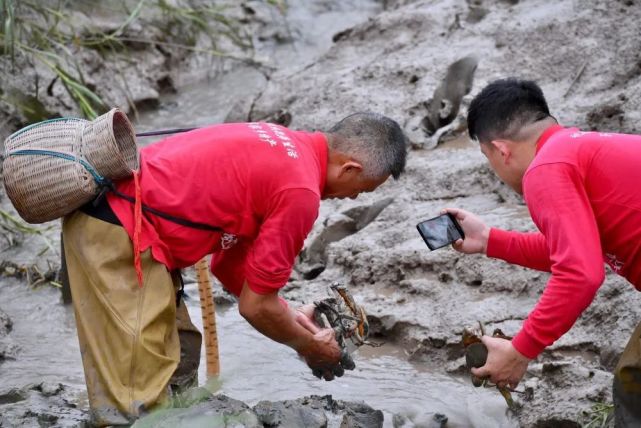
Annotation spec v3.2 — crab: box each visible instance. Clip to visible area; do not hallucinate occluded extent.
[313,283,381,372]
[462,322,516,409]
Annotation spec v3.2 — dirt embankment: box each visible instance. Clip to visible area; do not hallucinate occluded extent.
[0,0,285,136]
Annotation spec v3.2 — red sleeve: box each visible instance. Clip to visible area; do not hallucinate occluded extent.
[487,228,552,272]
[512,163,605,358]
[245,188,320,294]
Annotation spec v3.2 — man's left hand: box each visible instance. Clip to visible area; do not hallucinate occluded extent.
[471,335,531,389]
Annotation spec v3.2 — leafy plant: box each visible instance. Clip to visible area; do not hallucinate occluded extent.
[582,402,614,428]
[0,208,55,253]
[0,0,278,121]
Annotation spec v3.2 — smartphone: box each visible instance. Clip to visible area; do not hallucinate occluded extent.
[416,213,465,250]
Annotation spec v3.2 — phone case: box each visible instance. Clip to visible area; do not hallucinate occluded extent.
[416,213,465,250]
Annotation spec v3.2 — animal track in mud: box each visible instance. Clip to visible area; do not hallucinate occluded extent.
[297,198,394,280]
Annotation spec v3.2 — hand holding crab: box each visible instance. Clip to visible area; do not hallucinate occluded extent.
[472,335,530,390]
[294,303,344,381]
[295,283,379,381]
[463,324,530,409]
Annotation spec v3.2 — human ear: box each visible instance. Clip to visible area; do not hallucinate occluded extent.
[340,160,363,176]
[490,140,511,162]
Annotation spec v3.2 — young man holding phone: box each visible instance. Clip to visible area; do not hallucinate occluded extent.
[447,78,641,426]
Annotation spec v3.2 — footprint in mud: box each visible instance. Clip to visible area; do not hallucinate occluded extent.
[404,55,478,149]
[297,198,394,280]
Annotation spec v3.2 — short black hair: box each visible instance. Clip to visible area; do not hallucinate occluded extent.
[467,78,551,144]
[328,112,407,179]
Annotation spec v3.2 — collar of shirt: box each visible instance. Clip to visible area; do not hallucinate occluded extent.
[535,124,564,154]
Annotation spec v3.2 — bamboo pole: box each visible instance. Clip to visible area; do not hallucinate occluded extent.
[195,257,220,377]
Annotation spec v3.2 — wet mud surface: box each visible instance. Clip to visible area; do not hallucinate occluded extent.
[2,0,641,427]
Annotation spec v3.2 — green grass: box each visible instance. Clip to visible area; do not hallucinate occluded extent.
[581,402,614,428]
[0,0,279,121]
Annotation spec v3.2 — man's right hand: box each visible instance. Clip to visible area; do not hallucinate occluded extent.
[442,208,490,254]
[239,285,342,381]
[298,328,343,381]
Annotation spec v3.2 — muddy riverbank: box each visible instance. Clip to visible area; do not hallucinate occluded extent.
[2,0,641,427]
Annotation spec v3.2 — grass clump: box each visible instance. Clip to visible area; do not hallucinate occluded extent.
[581,402,614,428]
[0,0,276,122]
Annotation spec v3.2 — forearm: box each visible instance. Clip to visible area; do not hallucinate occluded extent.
[239,282,313,353]
[513,270,603,358]
[487,228,552,272]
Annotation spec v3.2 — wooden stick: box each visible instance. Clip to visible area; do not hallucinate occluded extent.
[195,257,220,377]
[563,61,588,98]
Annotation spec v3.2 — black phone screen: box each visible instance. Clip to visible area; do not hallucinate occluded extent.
[416,213,465,250]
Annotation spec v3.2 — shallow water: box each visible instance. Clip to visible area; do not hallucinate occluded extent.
[0,278,515,427]
[181,285,515,428]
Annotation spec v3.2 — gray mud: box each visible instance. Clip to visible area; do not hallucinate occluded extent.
[131,393,386,428]
[2,0,641,427]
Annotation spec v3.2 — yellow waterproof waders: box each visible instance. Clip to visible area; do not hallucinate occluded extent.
[62,211,200,426]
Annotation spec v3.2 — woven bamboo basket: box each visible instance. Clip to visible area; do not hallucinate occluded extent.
[2,108,139,223]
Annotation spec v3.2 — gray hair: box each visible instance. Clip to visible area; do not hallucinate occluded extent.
[327,112,407,179]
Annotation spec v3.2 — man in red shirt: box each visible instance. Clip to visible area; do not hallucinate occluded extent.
[62,112,407,426]
[446,78,641,426]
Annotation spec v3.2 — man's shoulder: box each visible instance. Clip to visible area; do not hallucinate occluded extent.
[529,127,584,169]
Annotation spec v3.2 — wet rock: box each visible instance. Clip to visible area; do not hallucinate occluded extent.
[248,79,298,125]
[0,388,27,405]
[586,103,625,132]
[0,340,18,362]
[424,56,477,134]
[599,345,621,372]
[0,308,12,336]
[340,401,384,428]
[132,394,262,428]
[392,411,448,428]
[225,97,256,123]
[298,198,394,279]
[254,395,385,428]
[133,394,385,428]
[404,56,478,150]
[0,307,16,363]
[31,382,65,398]
[253,397,328,427]
[466,0,489,23]
[0,383,89,427]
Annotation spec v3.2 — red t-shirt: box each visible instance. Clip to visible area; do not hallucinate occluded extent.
[107,122,328,296]
[487,125,641,359]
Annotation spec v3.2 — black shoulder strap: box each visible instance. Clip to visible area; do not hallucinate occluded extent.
[107,127,222,232]
[100,182,223,232]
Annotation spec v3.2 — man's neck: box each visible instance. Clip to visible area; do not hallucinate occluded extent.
[519,117,558,146]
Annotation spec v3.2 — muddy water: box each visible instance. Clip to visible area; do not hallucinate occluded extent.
[193,312,512,427]
[180,282,513,428]
[0,279,84,394]
[0,277,513,427]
